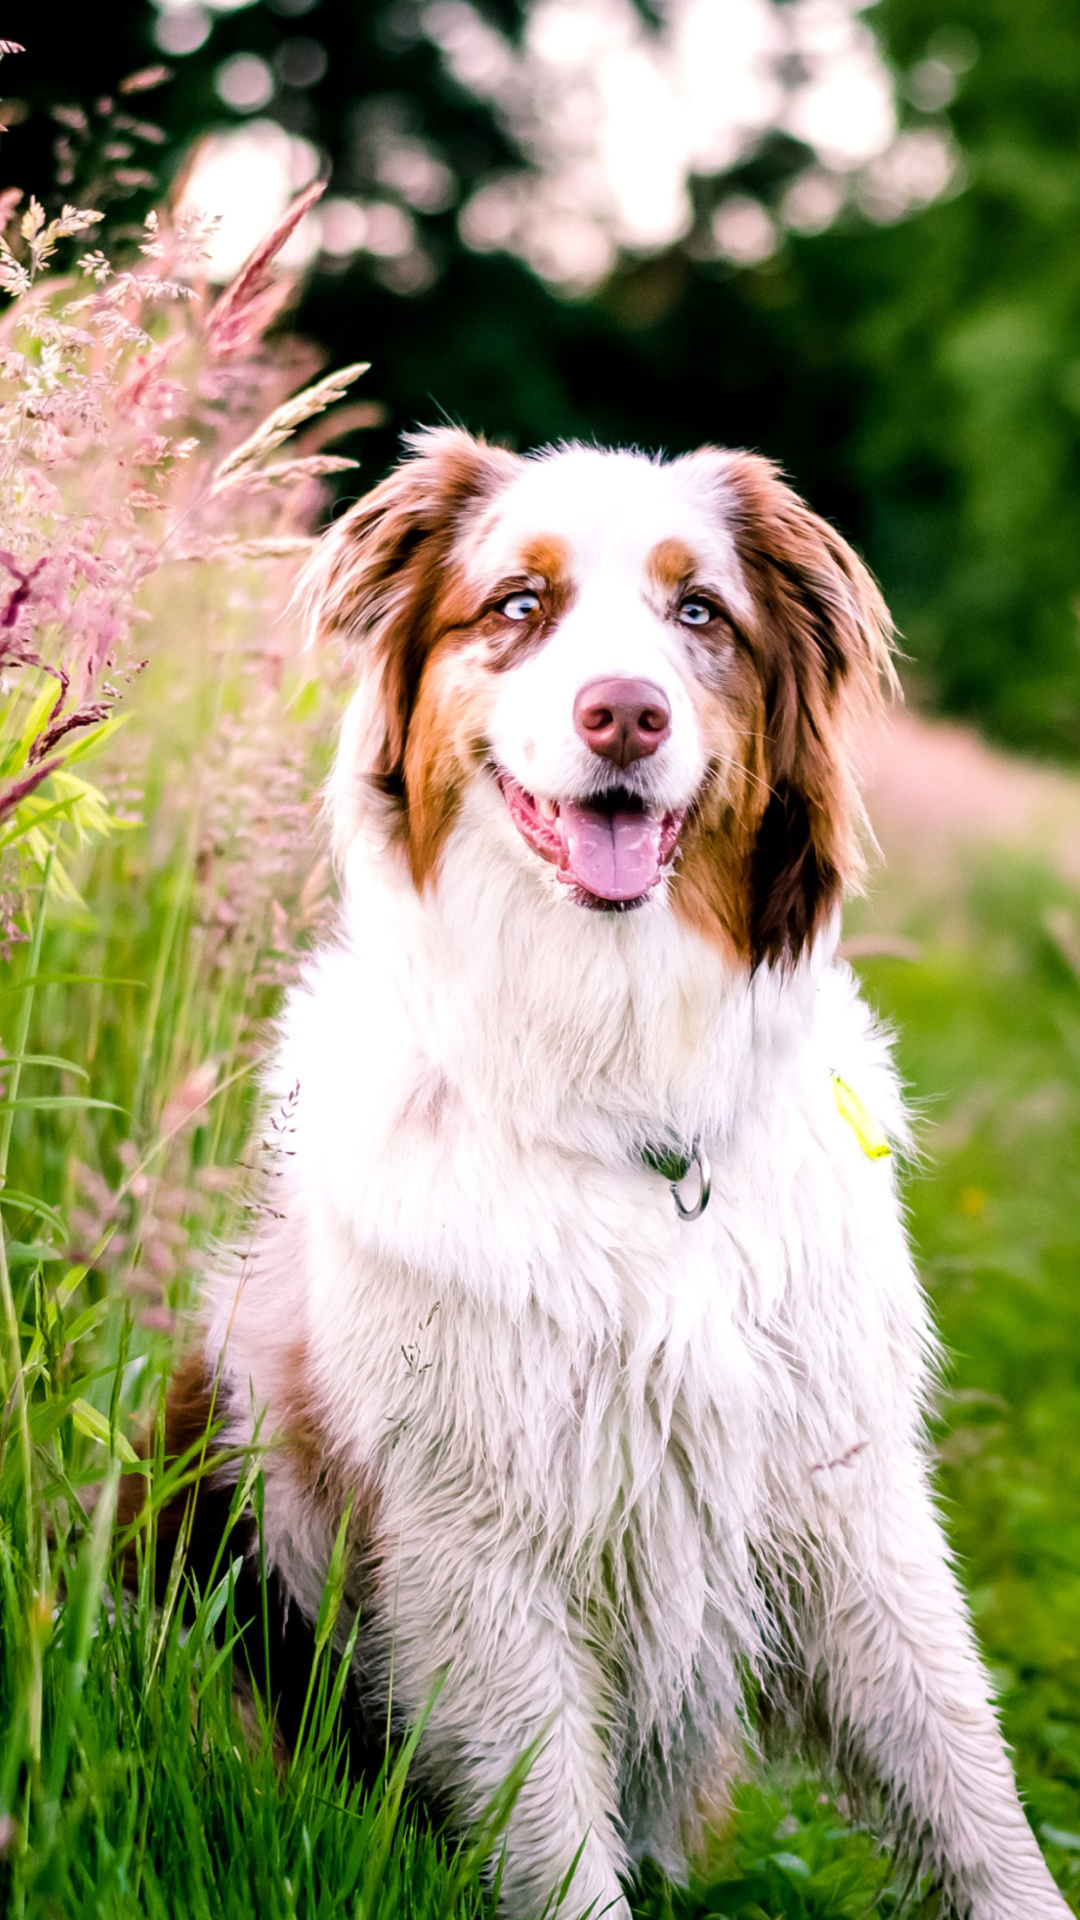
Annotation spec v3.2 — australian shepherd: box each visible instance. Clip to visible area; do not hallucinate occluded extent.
[146,431,1067,1919]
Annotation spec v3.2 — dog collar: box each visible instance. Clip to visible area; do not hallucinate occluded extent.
[640,1073,886,1221]
[641,1137,712,1221]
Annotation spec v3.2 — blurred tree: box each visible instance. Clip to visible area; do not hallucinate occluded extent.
[828,0,1080,754]
[2,0,1080,756]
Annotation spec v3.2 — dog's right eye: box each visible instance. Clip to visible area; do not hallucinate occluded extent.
[498,592,541,621]
[677,596,718,627]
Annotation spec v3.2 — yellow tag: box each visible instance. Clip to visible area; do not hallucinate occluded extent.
[831,1073,891,1160]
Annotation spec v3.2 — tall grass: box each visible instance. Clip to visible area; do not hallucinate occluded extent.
[0,172,495,1917]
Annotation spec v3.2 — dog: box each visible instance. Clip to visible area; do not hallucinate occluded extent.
[153,431,1069,1919]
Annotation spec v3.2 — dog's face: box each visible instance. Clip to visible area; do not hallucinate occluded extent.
[308,430,893,966]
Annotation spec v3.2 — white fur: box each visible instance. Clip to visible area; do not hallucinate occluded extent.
[204,444,1067,1920]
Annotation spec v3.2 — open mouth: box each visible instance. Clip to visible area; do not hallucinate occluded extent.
[498,774,685,910]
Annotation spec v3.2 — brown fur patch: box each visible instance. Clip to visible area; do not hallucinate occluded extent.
[388,526,577,880]
[116,1347,226,1596]
[485,534,576,672]
[307,426,519,809]
[277,1337,381,1579]
[403,638,497,889]
[670,450,894,968]
[521,533,571,585]
[670,667,768,961]
[648,537,697,595]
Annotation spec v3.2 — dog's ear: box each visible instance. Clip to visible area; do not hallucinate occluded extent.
[728,452,895,966]
[300,427,518,841]
[685,450,896,968]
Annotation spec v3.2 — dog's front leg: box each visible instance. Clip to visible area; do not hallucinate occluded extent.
[388,1544,629,1920]
[806,1462,1068,1919]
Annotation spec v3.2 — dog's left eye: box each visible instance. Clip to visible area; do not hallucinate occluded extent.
[677,596,717,627]
[499,592,541,621]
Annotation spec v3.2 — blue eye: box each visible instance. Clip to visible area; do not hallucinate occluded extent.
[678,597,715,627]
[499,592,541,621]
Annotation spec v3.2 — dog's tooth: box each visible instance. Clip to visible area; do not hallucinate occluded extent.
[538,797,557,821]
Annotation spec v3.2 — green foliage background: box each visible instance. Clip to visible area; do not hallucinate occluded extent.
[6,0,1080,753]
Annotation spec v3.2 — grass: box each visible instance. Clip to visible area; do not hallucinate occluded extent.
[852,861,1080,1907]
[2,604,1080,1915]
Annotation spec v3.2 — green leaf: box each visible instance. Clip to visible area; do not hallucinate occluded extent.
[5,1240,65,1265]
[0,972,146,997]
[0,1053,89,1079]
[1042,1826,1080,1852]
[770,1850,811,1878]
[70,1397,138,1464]
[0,1096,124,1114]
[314,1494,355,1662]
[0,1187,67,1232]
[44,1464,121,1809]
[62,1299,112,1346]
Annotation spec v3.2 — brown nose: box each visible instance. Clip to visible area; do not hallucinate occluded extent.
[573,677,671,768]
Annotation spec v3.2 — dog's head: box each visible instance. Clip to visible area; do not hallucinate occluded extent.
[306,428,894,967]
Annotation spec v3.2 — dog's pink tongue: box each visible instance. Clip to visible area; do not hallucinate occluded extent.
[559,803,663,901]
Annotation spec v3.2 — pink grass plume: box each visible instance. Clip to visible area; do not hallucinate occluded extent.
[204,176,326,360]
